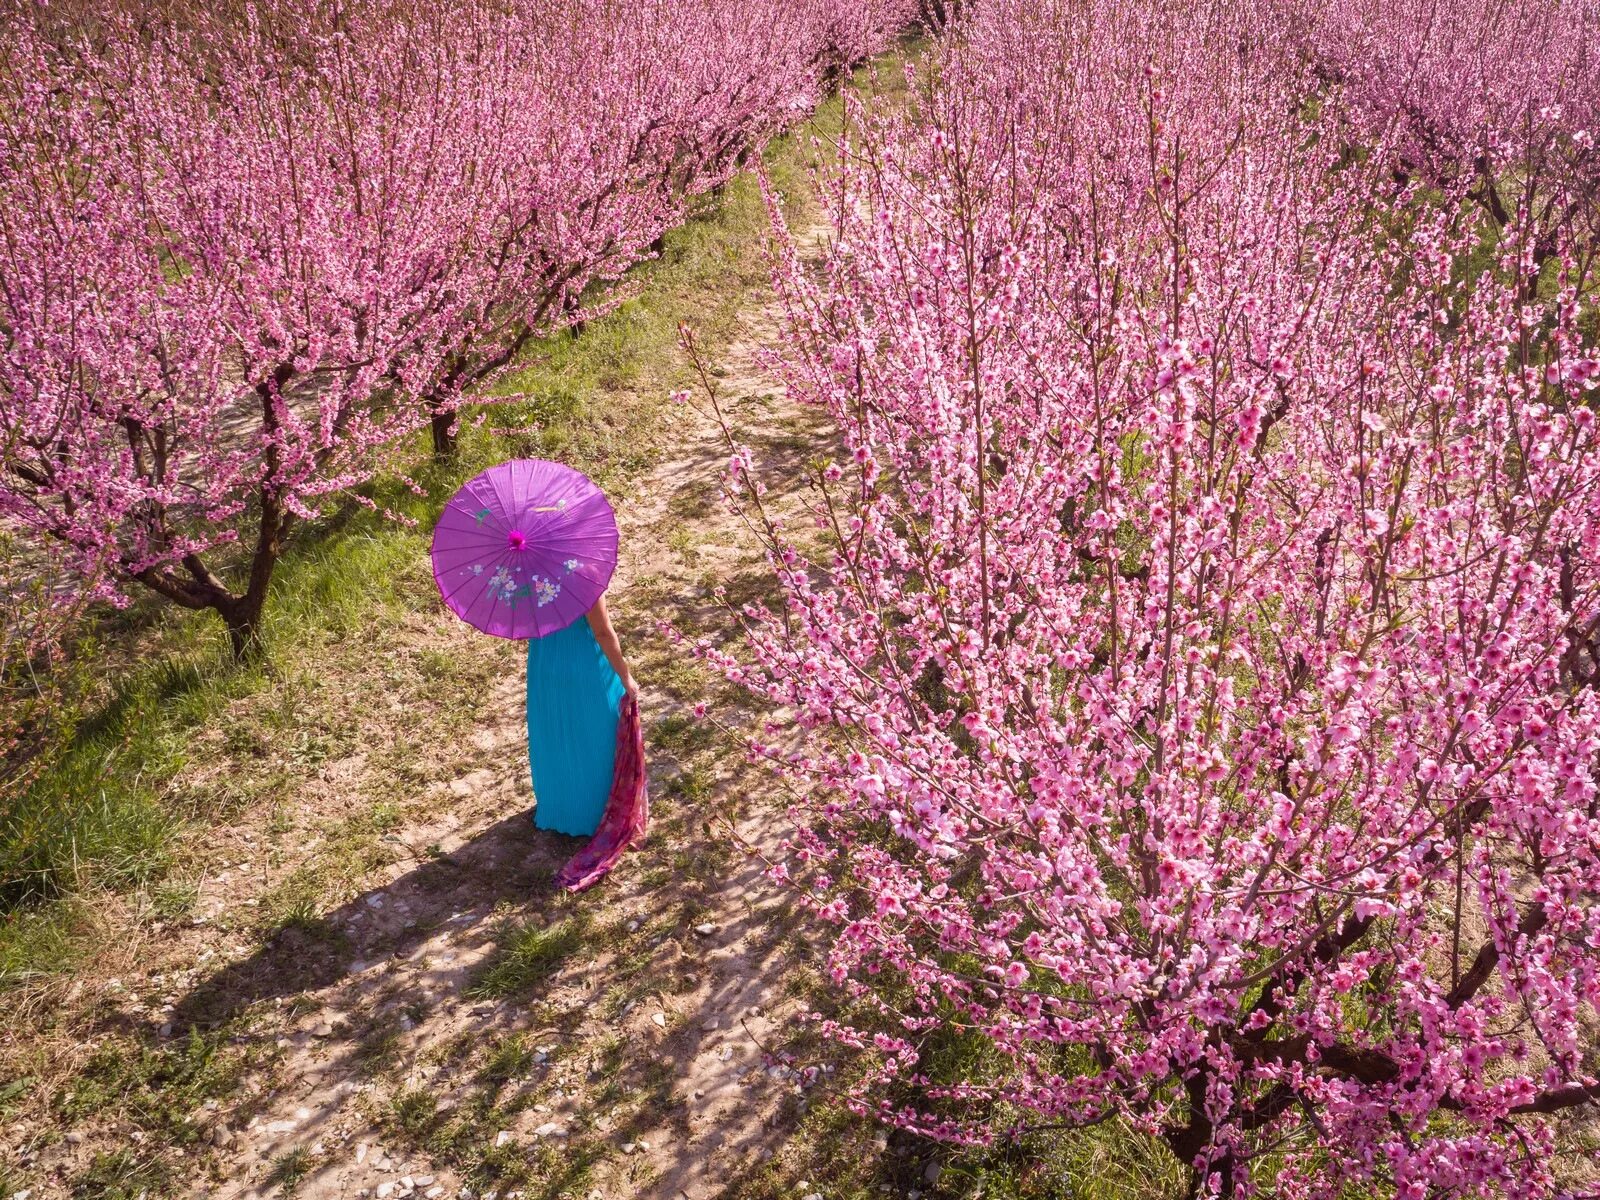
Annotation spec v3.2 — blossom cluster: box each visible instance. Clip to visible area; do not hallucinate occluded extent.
[700,0,1600,1194]
[0,0,913,655]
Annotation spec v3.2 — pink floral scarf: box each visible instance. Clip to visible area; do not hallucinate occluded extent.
[556,694,648,891]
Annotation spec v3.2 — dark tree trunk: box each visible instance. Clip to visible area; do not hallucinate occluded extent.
[919,0,963,31]
[217,587,269,661]
[136,537,283,663]
[219,489,287,661]
[431,407,459,460]
[564,292,587,340]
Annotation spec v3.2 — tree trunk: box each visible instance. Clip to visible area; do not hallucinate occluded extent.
[217,480,289,661]
[919,0,963,31]
[218,502,286,661]
[431,407,458,460]
[218,588,269,661]
[564,293,587,340]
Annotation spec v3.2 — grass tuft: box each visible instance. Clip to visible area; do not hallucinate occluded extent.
[267,1147,315,1196]
[481,1033,539,1084]
[467,915,589,1000]
[72,1149,171,1200]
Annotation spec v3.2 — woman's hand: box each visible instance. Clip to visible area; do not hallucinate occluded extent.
[622,671,640,703]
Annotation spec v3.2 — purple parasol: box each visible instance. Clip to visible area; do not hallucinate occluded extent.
[431,458,618,640]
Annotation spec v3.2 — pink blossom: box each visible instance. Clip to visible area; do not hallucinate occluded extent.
[696,0,1600,1192]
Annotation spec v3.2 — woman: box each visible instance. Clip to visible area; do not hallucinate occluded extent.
[527,595,638,837]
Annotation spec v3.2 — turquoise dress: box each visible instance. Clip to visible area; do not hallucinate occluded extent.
[527,617,624,836]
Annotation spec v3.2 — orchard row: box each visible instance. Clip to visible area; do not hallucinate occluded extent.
[0,0,914,654]
[702,2,1600,1196]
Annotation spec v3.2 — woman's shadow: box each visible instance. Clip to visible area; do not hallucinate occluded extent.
[168,808,568,1034]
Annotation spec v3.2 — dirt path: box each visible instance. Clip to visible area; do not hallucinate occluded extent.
[47,226,840,1200]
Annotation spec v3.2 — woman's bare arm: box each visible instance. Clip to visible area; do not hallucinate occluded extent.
[587,596,637,699]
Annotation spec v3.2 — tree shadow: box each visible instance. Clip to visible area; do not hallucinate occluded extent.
[119,769,880,1200]
[168,811,565,1033]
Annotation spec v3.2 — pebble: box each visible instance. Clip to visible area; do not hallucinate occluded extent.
[651,1012,667,1029]
[425,1190,444,1199]
[702,1017,718,1030]
[377,1185,396,1199]
[924,1162,943,1184]
[622,1142,638,1155]
[693,923,716,936]
[66,1131,85,1144]
[534,1122,565,1138]
[495,1130,512,1147]
[414,1177,435,1187]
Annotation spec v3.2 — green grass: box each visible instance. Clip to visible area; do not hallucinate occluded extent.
[267,1147,314,1196]
[480,1033,539,1084]
[390,1087,441,1137]
[54,1028,254,1139]
[0,897,95,987]
[466,915,589,999]
[72,1149,172,1200]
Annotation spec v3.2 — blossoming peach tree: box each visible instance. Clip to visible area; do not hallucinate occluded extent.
[695,1,1600,1194]
[0,0,912,658]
